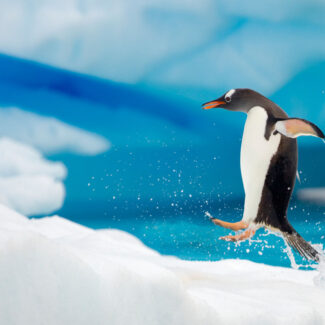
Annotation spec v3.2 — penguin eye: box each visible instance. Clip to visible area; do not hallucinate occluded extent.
[225,96,231,103]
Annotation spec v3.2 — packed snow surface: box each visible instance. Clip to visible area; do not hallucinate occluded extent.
[0,204,325,325]
[0,138,66,216]
[0,107,110,155]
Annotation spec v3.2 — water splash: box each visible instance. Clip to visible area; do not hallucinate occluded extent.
[204,211,213,220]
[313,244,325,288]
[314,262,325,288]
[282,236,298,269]
[279,233,324,270]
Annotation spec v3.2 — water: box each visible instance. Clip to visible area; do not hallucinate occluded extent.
[45,199,325,269]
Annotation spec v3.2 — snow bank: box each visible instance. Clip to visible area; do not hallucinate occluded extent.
[0,107,110,155]
[298,187,325,204]
[0,204,324,325]
[0,138,65,215]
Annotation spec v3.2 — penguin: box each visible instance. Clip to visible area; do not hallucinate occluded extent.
[202,88,324,262]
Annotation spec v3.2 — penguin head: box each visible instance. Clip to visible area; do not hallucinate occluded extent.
[202,88,265,113]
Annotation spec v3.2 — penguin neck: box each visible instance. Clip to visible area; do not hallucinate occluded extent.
[244,106,269,133]
[246,101,289,119]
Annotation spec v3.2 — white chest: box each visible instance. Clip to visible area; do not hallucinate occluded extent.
[240,107,281,223]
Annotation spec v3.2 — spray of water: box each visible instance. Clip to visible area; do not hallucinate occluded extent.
[281,234,325,288]
[282,236,299,269]
[204,211,325,282]
[280,234,325,272]
[204,211,213,220]
[313,245,325,288]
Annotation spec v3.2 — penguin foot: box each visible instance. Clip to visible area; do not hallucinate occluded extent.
[211,218,248,231]
[219,229,255,242]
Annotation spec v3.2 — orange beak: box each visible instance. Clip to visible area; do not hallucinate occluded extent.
[202,100,225,110]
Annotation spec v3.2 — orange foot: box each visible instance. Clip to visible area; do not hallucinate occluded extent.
[220,228,256,242]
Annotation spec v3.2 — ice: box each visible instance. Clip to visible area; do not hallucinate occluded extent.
[0,176,64,217]
[0,138,65,215]
[0,204,324,324]
[0,106,111,215]
[0,137,66,178]
[155,22,325,95]
[0,107,110,155]
[0,0,324,94]
[0,0,214,84]
[298,187,325,204]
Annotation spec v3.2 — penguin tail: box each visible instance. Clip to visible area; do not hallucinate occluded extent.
[283,229,320,262]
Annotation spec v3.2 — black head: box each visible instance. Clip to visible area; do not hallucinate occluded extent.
[202,88,271,113]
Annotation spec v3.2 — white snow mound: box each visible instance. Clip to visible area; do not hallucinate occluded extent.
[0,138,66,215]
[0,204,324,325]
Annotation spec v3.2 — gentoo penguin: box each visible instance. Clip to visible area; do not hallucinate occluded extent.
[202,88,324,261]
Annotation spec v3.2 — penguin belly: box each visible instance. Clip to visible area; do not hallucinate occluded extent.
[240,106,281,224]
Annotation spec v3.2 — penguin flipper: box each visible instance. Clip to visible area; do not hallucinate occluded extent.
[275,118,324,139]
[283,228,320,262]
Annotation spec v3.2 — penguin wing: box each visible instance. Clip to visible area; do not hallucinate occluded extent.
[275,118,324,139]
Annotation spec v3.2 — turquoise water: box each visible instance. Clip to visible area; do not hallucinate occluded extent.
[52,199,325,269]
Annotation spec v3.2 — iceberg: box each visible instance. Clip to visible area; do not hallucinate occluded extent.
[0,0,324,96]
[0,137,66,178]
[298,187,325,205]
[0,107,110,155]
[0,105,112,215]
[0,203,324,324]
[0,138,65,215]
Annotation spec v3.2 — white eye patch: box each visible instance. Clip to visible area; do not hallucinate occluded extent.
[225,89,235,99]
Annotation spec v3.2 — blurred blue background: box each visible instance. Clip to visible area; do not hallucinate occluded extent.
[0,0,324,267]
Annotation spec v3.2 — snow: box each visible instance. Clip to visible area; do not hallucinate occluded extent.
[0,204,324,324]
[0,107,110,155]
[0,138,65,216]
[298,187,325,204]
